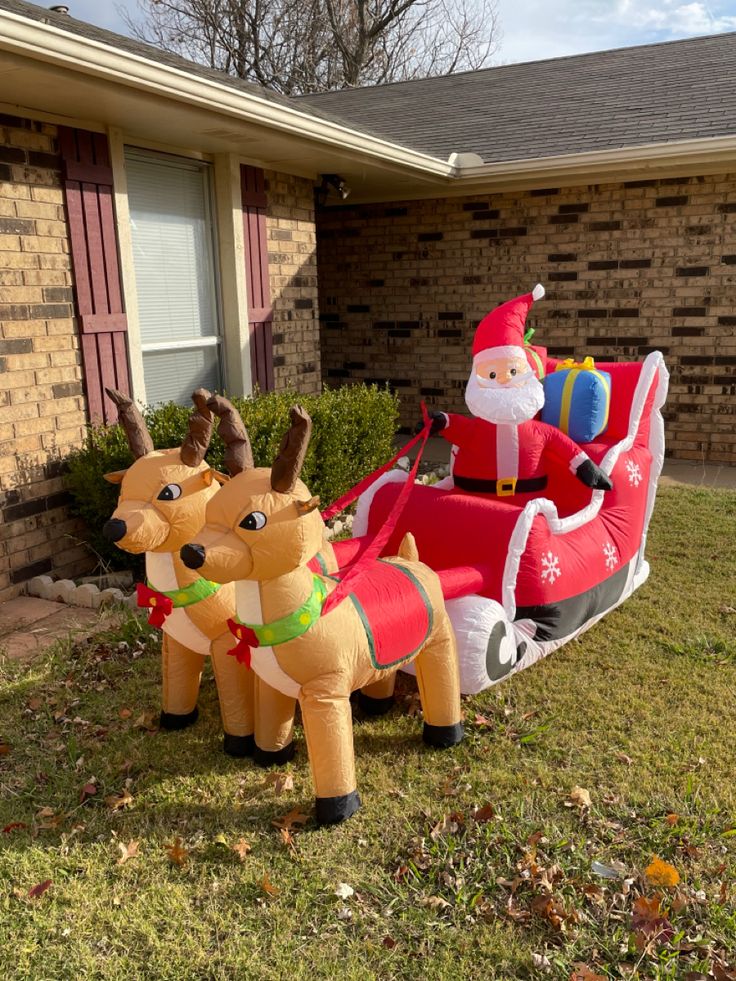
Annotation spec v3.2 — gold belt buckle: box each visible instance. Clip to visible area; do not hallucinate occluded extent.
[496,476,517,497]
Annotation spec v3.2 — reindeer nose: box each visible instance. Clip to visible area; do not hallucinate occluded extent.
[103,518,127,542]
[180,543,206,569]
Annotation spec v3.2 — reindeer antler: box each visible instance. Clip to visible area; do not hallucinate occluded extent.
[180,388,214,467]
[105,388,154,460]
[271,405,312,494]
[206,396,254,476]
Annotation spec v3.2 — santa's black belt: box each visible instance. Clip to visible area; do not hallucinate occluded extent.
[453,474,548,496]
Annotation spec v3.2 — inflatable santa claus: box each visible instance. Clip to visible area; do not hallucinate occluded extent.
[426,284,613,498]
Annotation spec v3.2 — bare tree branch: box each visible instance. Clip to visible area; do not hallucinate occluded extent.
[120,0,502,95]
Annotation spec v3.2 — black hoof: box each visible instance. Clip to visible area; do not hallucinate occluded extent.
[315,790,361,825]
[356,690,395,717]
[423,721,464,748]
[159,706,199,731]
[223,732,255,758]
[253,740,296,767]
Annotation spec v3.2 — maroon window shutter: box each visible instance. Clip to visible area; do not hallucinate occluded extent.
[59,127,131,424]
[240,165,274,392]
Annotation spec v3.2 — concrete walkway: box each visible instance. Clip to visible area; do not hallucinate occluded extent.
[0,596,112,661]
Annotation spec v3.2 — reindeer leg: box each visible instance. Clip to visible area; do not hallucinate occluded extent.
[413,612,464,749]
[210,633,256,757]
[357,671,396,716]
[252,679,297,767]
[299,681,360,824]
[160,632,204,730]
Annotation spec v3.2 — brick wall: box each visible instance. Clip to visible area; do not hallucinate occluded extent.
[265,170,320,394]
[0,115,90,602]
[317,174,736,464]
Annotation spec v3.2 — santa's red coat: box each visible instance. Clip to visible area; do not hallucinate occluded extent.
[442,413,588,497]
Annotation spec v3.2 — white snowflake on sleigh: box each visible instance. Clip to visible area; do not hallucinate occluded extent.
[603,542,618,571]
[625,459,642,487]
[541,551,561,584]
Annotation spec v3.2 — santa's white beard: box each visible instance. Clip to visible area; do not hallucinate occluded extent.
[465,371,545,424]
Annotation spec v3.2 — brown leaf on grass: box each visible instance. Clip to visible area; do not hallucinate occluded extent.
[261,772,295,795]
[615,752,634,765]
[232,839,252,862]
[79,781,97,803]
[719,880,729,905]
[404,692,423,718]
[665,813,679,826]
[631,894,674,945]
[261,873,279,897]
[164,837,189,866]
[712,964,736,981]
[28,697,43,711]
[430,812,464,839]
[382,936,397,949]
[105,789,134,812]
[645,855,680,887]
[279,827,297,856]
[2,822,28,834]
[570,965,607,981]
[530,894,579,933]
[582,883,606,906]
[117,840,140,865]
[28,879,52,899]
[0,742,10,755]
[473,713,493,728]
[118,708,132,719]
[472,804,496,823]
[35,807,63,830]
[271,808,309,831]
[568,786,592,811]
[133,711,158,732]
[419,895,451,911]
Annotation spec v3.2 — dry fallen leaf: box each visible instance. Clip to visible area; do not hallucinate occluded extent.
[261,873,279,897]
[79,781,97,803]
[419,895,451,910]
[134,711,158,732]
[2,822,28,834]
[232,839,252,862]
[28,697,43,711]
[117,840,140,865]
[570,965,607,981]
[430,813,464,839]
[665,813,679,826]
[334,882,354,900]
[645,855,680,887]
[0,743,10,756]
[615,752,634,765]
[382,936,397,949]
[472,803,495,823]
[271,808,309,831]
[118,708,132,719]
[28,879,52,899]
[569,786,592,810]
[279,827,297,856]
[262,772,294,795]
[164,837,189,866]
[631,894,674,945]
[105,789,134,812]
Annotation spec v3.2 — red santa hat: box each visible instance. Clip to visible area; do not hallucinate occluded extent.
[472,283,545,364]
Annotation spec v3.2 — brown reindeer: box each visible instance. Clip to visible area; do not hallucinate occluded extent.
[102,388,298,763]
[180,398,463,823]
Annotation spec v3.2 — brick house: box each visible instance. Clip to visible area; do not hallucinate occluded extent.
[0,0,734,601]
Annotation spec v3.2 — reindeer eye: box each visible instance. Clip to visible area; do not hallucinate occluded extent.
[240,511,267,531]
[157,483,182,501]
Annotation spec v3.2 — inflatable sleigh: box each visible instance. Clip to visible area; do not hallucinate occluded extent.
[340,350,669,694]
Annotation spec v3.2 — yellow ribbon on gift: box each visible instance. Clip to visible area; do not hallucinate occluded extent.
[554,357,611,437]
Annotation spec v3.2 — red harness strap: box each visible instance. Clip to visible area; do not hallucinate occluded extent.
[322,406,432,617]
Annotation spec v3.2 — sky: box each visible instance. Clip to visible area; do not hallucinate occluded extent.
[56,0,736,66]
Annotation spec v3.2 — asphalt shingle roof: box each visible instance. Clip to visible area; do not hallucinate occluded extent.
[297,32,736,163]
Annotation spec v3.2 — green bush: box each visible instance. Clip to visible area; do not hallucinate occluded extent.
[65,385,399,572]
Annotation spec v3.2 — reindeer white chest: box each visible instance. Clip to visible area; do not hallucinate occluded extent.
[146,552,212,657]
[235,580,301,699]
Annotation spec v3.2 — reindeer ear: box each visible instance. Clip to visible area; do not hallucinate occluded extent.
[104,469,127,484]
[294,495,320,517]
[202,468,229,486]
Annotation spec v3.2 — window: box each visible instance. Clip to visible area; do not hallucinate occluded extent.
[125,149,223,404]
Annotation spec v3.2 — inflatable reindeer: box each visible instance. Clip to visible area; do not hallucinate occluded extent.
[102,388,294,761]
[180,398,463,824]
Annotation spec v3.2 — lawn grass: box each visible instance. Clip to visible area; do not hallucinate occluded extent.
[1,484,735,980]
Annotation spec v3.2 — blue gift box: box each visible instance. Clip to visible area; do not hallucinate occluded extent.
[541,357,611,444]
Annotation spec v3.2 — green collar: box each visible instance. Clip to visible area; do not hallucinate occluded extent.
[236,575,327,647]
[147,577,221,608]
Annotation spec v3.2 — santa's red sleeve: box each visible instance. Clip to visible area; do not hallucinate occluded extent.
[540,423,590,474]
[440,412,478,446]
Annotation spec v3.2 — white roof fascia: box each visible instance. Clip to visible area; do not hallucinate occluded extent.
[0,7,454,180]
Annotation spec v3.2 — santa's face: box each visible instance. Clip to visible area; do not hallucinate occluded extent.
[465,351,545,424]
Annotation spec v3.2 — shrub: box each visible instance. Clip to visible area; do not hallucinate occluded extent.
[65,385,399,572]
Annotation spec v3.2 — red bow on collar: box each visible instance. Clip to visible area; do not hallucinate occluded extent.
[136,583,173,628]
[226,619,260,669]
